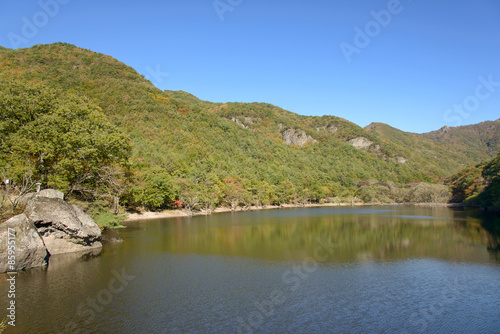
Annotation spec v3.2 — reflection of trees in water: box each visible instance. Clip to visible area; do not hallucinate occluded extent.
[157,208,499,264]
[484,217,500,261]
[451,209,500,262]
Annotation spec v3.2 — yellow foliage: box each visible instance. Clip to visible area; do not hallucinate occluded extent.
[148,92,169,104]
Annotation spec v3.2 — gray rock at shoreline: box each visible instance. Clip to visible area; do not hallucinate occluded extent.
[0,214,49,273]
[24,196,102,255]
[19,188,65,204]
[0,189,103,272]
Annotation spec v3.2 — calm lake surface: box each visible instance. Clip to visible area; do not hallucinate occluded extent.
[2,206,500,333]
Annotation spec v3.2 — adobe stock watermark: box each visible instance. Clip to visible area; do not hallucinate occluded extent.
[5,228,17,328]
[236,238,338,334]
[144,65,169,87]
[7,0,72,49]
[213,0,243,21]
[61,267,135,333]
[443,74,499,127]
[339,0,411,64]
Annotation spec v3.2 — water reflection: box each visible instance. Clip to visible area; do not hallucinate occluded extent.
[123,206,499,265]
[1,206,499,334]
[449,208,500,261]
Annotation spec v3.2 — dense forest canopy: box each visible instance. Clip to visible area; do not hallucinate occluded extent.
[0,43,498,221]
[447,152,500,208]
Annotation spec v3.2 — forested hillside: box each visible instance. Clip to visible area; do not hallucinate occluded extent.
[423,120,500,162]
[365,123,474,178]
[0,43,498,220]
[447,152,500,209]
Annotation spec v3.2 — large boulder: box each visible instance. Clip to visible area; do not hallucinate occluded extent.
[19,188,64,205]
[24,196,102,255]
[0,214,49,273]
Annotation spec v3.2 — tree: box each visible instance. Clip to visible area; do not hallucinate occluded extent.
[297,186,312,206]
[223,177,244,211]
[1,166,36,213]
[258,181,273,208]
[274,180,296,206]
[132,167,175,210]
[199,173,223,213]
[96,165,131,214]
[0,80,132,200]
[175,178,202,215]
[0,80,57,139]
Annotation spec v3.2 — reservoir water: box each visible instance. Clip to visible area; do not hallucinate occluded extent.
[1,206,499,333]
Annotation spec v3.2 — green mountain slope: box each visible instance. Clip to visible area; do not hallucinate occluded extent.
[365,122,477,180]
[422,120,500,162]
[0,43,497,211]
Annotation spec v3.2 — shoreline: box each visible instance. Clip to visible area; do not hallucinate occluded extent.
[124,202,461,222]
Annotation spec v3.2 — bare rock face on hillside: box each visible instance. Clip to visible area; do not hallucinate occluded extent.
[316,125,338,133]
[282,128,317,146]
[230,116,258,129]
[0,214,49,273]
[441,125,450,133]
[348,137,373,150]
[24,195,102,255]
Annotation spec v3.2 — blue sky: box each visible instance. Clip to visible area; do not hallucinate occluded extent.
[1,0,499,133]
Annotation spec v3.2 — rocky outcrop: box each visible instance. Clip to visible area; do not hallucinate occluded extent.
[316,125,338,133]
[348,137,373,150]
[440,125,450,133]
[0,214,49,273]
[282,128,317,146]
[24,196,102,255]
[230,117,258,129]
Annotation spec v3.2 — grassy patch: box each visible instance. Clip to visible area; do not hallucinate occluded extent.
[92,211,126,230]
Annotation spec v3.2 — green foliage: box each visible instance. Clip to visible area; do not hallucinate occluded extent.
[80,198,126,229]
[405,183,451,203]
[129,167,176,210]
[365,122,485,181]
[356,182,450,204]
[448,153,500,208]
[92,211,127,229]
[1,43,497,213]
[0,79,131,205]
[0,318,7,334]
[359,184,393,203]
[423,122,500,161]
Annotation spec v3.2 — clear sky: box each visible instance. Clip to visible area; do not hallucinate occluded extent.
[1,0,499,133]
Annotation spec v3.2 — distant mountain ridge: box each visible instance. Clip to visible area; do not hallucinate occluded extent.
[422,119,500,162]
